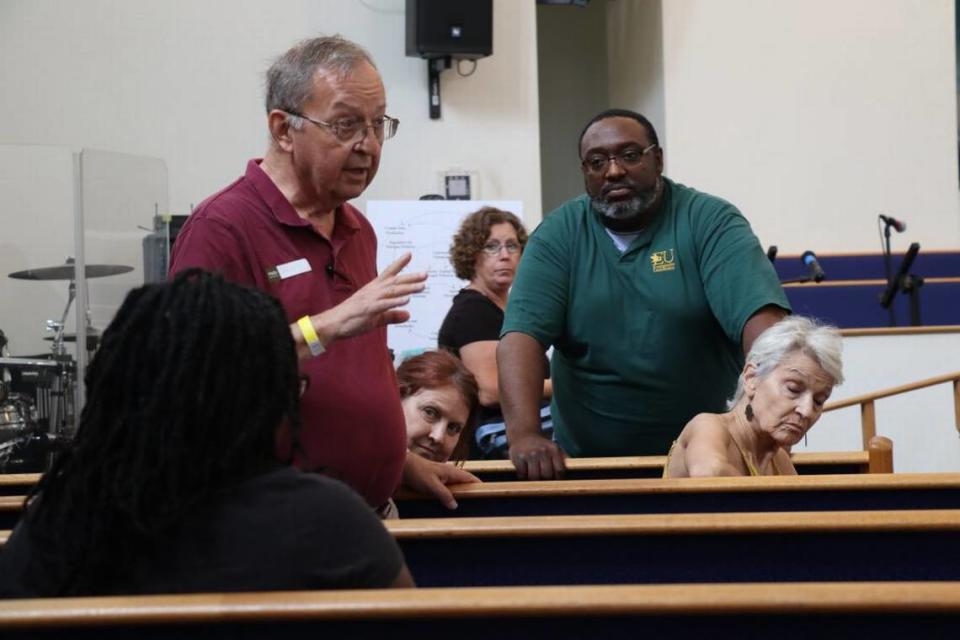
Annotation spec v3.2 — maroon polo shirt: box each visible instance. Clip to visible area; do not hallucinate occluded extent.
[169,159,406,508]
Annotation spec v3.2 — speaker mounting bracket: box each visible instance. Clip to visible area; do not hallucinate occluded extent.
[427,56,452,120]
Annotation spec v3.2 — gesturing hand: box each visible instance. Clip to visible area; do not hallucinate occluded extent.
[328,252,427,341]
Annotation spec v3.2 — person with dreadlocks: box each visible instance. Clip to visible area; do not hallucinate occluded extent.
[0,270,414,597]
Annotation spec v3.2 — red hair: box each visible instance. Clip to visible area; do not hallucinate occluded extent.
[397,350,479,461]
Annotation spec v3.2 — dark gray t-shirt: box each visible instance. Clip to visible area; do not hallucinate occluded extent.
[0,466,404,597]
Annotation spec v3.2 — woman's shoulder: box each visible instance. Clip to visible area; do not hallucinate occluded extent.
[439,289,503,348]
[679,413,730,444]
[451,288,497,309]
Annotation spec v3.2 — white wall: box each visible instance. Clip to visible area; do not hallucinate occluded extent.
[659,0,960,254]
[537,0,609,215]
[606,0,666,152]
[795,331,960,473]
[0,147,76,355]
[0,0,542,227]
[0,146,168,356]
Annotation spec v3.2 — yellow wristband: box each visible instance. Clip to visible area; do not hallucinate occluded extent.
[297,315,325,357]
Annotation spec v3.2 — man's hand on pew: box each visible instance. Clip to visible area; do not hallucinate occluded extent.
[509,434,567,480]
[401,451,480,510]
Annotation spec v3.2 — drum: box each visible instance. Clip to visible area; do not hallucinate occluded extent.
[0,356,76,433]
[0,392,41,473]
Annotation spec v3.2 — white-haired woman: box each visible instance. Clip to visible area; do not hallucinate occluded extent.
[663,316,843,478]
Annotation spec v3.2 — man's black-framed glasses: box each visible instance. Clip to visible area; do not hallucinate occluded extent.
[287,111,399,144]
[581,143,658,176]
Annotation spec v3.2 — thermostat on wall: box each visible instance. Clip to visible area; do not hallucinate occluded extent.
[441,170,478,200]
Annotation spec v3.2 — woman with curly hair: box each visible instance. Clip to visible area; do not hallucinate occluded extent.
[438,207,552,458]
[0,270,413,597]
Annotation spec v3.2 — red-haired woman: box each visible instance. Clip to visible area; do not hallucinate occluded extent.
[397,350,480,463]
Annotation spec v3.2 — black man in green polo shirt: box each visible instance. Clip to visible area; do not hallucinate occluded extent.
[499,109,790,480]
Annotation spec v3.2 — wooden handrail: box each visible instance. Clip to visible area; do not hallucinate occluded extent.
[386,509,960,538]
[823,371,960,448]
[841,325,960,337]
[4,473,959,513]
[783,277,960,288]
[2,582,960,628]
[0,495,24,509]
[462,450,868,474]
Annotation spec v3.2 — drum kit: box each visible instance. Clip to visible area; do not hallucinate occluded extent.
[0,260,132,472]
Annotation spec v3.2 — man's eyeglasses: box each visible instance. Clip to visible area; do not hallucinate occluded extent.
[482,241,522,256]
[287,111,399,144]
[581,143,658,176]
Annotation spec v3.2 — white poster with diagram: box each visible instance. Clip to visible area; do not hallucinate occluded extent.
[366,200,523,364]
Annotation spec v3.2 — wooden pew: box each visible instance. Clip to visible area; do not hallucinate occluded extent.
[0,439,894,497]
[0,474,38,497]
[386,509,960,587]
[0,495,23,529]
[2,472,956,530]
[463,449,882,482]
[395,472,960,518]
[1,582,959,638]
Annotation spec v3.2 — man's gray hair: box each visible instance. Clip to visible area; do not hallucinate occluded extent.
[728,315,844,409]
[265,35,376,130]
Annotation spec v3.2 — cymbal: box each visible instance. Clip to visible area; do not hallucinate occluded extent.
[8,264,133,281]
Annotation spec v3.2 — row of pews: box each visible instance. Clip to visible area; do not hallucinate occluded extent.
[2,442,960,637]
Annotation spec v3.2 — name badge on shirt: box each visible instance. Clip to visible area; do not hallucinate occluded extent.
[267,258,312,283]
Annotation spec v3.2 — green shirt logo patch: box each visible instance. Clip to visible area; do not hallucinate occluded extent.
[651,249,676,273]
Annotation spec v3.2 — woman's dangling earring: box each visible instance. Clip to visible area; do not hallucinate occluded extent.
[745,403,754,422]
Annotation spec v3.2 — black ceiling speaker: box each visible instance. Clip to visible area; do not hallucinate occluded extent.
[406,0,493,119]
[406,0,493,59]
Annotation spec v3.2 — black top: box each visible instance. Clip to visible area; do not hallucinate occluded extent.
[438,289,505,426]
[438,288,504,358]
[0,467,404,597]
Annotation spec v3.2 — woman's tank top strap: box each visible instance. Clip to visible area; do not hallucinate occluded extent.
[728,434,761,476]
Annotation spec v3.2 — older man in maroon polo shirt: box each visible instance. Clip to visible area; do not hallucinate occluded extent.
[170,36,474,512]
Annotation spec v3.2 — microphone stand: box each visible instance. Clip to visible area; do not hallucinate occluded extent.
[902,273,925,326]
[881,220,896,326]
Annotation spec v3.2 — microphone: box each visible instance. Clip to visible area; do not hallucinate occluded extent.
[801,250,825,283]
[325,260,349,283]
[766,245,778,263]
[879,214,907,233]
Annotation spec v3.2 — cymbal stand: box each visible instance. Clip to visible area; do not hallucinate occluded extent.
[0,330,9,402]
[46,278,83,438]
[46,280,76,357]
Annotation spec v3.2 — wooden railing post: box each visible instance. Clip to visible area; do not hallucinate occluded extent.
[860,400,877,450]
[867,436,894,473]
[954,379,960,437]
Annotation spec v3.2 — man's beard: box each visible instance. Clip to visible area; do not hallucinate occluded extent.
[590,176,663,223]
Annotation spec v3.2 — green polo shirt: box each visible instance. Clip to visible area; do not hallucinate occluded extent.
[502,178,790,456]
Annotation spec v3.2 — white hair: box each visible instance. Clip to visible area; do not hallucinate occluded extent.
[727,315,844,409]
[265,34,376,131]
